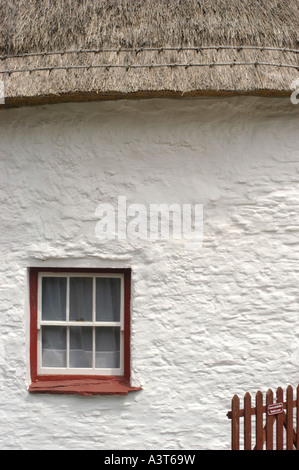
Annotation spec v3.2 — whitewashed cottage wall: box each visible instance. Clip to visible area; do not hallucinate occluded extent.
[0,96,299,450]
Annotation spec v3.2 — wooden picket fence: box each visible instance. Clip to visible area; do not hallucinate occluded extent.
[227,385,299,450]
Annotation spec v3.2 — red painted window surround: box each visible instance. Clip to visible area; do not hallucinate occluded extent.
[29,267,141,396]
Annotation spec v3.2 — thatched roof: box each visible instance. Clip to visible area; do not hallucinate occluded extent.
[1,0,299,107]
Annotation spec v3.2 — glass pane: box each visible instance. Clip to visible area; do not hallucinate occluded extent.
[95,327,120,369]
[42,326,66,367]
[70,327,92,368]
[42,277,66,321]
[69,277,92,322]
[96,278,121,322]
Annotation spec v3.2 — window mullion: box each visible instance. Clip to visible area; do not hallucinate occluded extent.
[66,276,70,322]
[66,326,70,369]
[121,275,125,332]
[92,277,96,369]
[66,276,70,369]
[92,327,95,369]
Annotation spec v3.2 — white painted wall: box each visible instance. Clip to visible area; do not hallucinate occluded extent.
[0,96,299,450]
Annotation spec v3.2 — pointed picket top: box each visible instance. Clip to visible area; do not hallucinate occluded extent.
[256,390,263,402]
[276,386,284,405]
[232,394,240,410]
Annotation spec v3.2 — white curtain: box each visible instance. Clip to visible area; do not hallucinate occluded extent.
[69,277,93,322]
[42,277,66,321]
[96,278,120,322]
[69,326,93,368]
[95,327,120,369]
[42,326,66,368]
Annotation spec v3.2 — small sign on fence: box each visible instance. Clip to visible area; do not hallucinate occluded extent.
[267,402,284,416]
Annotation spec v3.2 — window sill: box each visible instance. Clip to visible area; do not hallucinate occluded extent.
[29,379,142,396]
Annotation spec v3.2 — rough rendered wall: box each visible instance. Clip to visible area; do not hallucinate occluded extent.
[0,96,299,450]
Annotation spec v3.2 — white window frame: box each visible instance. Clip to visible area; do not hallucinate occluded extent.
[37,272,124,376]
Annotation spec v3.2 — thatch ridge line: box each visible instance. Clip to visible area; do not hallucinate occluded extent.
[1,61,299,75]
[1,45,299,61]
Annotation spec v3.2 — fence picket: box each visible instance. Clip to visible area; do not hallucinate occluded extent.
[296,385,299,449]
[244,392,251,450]
[286,385,293,450]
[276,387,284,450]
[266,389,274,450]
[231,394,240,450]
[255,391,264,450]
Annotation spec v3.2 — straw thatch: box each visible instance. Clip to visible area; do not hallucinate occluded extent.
[0,0,299,107]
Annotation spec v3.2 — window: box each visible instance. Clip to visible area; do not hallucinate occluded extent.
[29,268,140,395]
